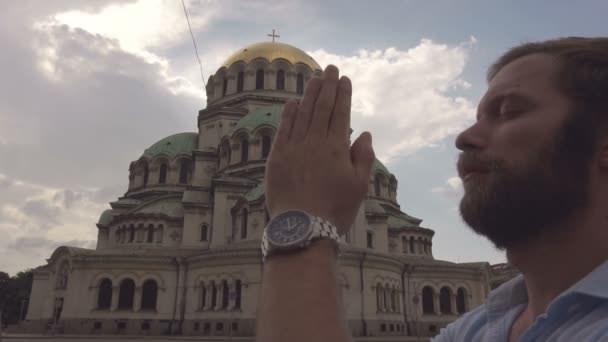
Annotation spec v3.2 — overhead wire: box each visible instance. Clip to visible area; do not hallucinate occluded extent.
[181,0,207,91]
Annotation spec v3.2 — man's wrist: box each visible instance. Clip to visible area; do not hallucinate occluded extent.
[264,239,339,265]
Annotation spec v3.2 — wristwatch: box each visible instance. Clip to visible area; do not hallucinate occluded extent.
[261,210,341,261]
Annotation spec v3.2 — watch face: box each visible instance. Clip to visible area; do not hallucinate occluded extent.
[267,211,312,247]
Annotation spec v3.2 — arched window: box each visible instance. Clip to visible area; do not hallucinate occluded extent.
[440,287,452,314]
[262,136,272,158]
[211,282,217,309]
[374,175,382,197]
[276,69,285,90]
[222,78,228,96]
[143,164,149,186]
[159,164,167,184]
[366,231,373,248]
[200,224,208,242]
[147,224,154,243]
[129,225,135,243]
[422,286,435,314]
[221,280,229,309]
[237,71,244,92]
[409,237,415,254]
[256,69,264,89]
[235,279,242,309]
[241,208,248,239]
[456,288,467,314]
[296,73,304,95]
[157,225,164,243]
[423,241,428,254]
[200,283,207,309]
[141,279,158,310]
[376,283,383,311]
[402,236,408,253]
[390,288,396,312]
[118,279,135,310]
[97,278,112,310]
[179,159,190,184]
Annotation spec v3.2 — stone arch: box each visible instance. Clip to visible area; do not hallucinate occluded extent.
[422,286,435,314]
[141,279,158,311]
[174,156,193,184]
[138,273,167,290]
[219,137,232,168]
[97,278,113,310]
[253,125,276,159]
[456,287,468,314]
[439,286,453,314]
[117,278,136,310]
[231,199,250,241]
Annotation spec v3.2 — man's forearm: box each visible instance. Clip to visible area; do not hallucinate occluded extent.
[255,240,352,342]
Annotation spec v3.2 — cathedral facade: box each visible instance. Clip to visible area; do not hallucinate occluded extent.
[24,41,497,338]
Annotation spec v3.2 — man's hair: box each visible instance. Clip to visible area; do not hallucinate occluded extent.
[488,37,608,141]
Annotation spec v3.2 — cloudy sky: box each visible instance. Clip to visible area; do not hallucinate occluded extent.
[1,0,606,275]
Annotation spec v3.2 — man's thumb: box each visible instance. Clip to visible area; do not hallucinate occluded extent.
[351,131,375,180]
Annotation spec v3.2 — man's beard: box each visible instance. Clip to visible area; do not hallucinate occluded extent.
[458,113,594,250]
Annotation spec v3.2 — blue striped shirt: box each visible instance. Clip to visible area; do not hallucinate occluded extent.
[433,260,608,342]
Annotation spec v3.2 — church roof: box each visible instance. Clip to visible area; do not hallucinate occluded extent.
[222,42,322,70]
[373,159,391,176]
[244,181,265,202]
[97,209,113,225]
[141,132,198,159]
[131,197,184,218]
[231,105,283,135]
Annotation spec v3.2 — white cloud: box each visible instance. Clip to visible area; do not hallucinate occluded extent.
[432,176,463,199]
[0,174,109,275]
[310,38,477,163]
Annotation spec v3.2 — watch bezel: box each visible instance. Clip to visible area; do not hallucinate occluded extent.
[266,210,313,250]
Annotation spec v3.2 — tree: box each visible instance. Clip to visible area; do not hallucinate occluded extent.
[0,269,34,326]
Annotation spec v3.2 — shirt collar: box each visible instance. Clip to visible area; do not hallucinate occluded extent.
[565,259,608,299]
[486,258,608,314]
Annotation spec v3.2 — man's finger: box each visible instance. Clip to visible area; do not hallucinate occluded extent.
[274,100,298,146]
[291,76,322,141]
[328,76,352,140]
[351,132,375,185]
[310,65,340,138]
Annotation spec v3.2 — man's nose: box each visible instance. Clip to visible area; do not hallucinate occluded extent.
[455,120,488,152]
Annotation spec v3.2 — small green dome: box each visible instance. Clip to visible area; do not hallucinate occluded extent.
[373,159,391,176]
[142,132,198,159]
[97,209,113,226]
[231,105,283,135]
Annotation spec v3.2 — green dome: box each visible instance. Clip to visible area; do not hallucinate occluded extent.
[142,132,198,159]
[230,105,283,135]
[373,159,391,176]
[97,209,113,225]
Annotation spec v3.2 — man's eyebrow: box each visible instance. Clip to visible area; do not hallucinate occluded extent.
[476,91,535,120]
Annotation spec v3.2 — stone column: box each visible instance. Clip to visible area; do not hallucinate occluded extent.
[450,293,457,315]
[90,285,98,310]
[134,286,142,312]
[216,283,224,311]
[204,283,212,310]
[110,286,119,311]
[434,293,441,315]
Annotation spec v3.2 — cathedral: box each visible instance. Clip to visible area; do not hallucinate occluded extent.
[23,41,502,339]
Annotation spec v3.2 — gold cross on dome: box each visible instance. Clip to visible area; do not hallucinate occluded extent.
[267,29,280,42]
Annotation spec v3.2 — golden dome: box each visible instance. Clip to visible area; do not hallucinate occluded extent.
[222,42,322,70]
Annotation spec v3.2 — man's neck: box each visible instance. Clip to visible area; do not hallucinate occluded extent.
[507,210,608,318]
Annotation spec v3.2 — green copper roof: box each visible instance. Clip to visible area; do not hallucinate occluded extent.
[142,132,198,159]
[244,181,266,202]
[98,209,113,225]
[373,159,391,176]
[134,198,184,217]
[230,105,283,135]
[387,215,419,229]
